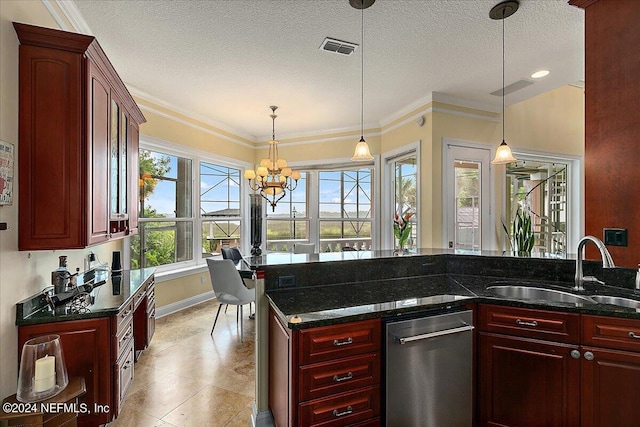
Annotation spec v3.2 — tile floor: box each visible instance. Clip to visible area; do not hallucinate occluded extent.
[108,300,255,426]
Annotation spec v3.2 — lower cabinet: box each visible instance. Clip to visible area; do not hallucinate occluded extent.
[479,333,580,427]
[268,307,381,427]
[478,305,640,427]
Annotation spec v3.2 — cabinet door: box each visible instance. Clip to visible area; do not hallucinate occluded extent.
[479,332,580,427]
[581,346,640,427]
[128,120,140,234]
[18,45,85,250]
[88,62,110,245]
[18,318,112,427]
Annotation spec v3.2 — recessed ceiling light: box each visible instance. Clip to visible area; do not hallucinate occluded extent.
[531,70,550,79]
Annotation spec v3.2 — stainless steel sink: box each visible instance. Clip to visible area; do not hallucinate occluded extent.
[486,285,597,304]
[590,295,640,309]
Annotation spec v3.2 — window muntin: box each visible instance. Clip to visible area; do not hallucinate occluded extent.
[200,161,242,257]
[318,168,373,250]
[266,173,308,252]
[132,148,244,269]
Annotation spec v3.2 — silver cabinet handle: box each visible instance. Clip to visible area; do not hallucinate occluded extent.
[333,372,353,383]
[570,349,581,359]
[584,351,595,361]
[333,337,353,347]
[398,324,474,345]
[333,406,353,418]
[516,319,538,327]
[629,332,640,339]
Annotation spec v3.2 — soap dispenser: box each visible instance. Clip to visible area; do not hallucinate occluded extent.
[635,264,640,290]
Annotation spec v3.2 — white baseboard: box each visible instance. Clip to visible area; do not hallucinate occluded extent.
[155,291,215,318]
[252,403,274,427]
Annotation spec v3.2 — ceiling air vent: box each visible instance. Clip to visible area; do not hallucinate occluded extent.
[491,79,534,96]
[319,37,359,56]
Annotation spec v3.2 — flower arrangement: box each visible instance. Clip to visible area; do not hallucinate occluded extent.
[393,211,413,251]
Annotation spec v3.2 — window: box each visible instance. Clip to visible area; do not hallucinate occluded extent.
[132,150,193,268]
[318,169,373,251]
[131,147,245,270]
[200,161,242,257]
[265,173,308,252]
[393,155,417,250]
[264,166,375,252]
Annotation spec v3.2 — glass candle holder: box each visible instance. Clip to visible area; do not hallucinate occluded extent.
[16,334,69,402]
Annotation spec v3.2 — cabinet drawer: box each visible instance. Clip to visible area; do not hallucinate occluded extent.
[299,352,380,402]
[115,339,135,414]
[299,319,381,365]
[480,304,580,343]
[133,288,147,310]
[298,385,380,427]
[116,301,134,336]
[582,315,640,352]
[116,321,134,359]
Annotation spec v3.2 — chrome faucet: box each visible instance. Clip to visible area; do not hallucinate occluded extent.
[574,236,615,291]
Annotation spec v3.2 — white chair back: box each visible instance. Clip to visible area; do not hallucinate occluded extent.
[206,259,255,305]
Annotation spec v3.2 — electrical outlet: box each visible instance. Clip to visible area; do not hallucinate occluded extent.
[603,228,627,246]
[278,275,296,288]
[200,275,205,284]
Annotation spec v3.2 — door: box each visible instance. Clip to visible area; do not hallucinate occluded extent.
[479,333,580,427]
[444,142,493,250]
[581,346,640,427]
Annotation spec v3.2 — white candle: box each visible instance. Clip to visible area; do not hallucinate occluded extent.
[34,355,56,392]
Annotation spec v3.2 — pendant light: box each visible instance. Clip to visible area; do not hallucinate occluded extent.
[490,1,519,165]
[351,0,375,162]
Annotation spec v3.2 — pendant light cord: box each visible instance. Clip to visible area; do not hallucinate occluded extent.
[361,3,364,139]
[502,9,505,143]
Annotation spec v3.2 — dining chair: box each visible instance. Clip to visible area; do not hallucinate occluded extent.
[221,247,243,264]
[206,259,255,342]
[293,243,316,254]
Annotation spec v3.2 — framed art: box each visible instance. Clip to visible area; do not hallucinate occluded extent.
[0,140,15,205]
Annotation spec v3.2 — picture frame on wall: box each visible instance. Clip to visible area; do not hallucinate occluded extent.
[0,140,15,205]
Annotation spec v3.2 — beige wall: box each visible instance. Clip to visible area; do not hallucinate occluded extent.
[0,0,125,398]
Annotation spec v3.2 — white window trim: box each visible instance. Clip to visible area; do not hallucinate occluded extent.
[382,141,421,250]
[132,134,252,274]
[506,148,583,253]
[263,156,380,251]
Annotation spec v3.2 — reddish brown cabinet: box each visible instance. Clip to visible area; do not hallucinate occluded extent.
[268,309,381,427]
[17,274,154,426]
[14,23,145,250]
[479,305,581,427]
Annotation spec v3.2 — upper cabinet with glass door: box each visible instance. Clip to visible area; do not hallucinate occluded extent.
[14,23,145,250]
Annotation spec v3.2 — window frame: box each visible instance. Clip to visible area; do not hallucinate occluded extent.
[130,135,251,274]
[263,156,380,251]
[382,141,421,250]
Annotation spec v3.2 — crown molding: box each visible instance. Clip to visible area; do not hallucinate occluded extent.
[568,0,599,10]
[432,106,500,123]
[273,130,383,149]
[431,92,501,114]
[52,0,93,34]
[379,93,434,127]
[128,85,257,142]
[138,104,256,149]
[257,121,379,143]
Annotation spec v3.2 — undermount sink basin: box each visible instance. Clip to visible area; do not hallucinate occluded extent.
[487,285,597,305]
[590,295,640,309]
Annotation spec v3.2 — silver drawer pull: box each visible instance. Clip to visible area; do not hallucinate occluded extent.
[629,332,640,339]
[333,337,353,347]
[333,372,353,382]
[516,319,538,327]
[333,406,353,418]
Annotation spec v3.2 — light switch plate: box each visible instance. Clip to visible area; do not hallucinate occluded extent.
[603,228,627,246]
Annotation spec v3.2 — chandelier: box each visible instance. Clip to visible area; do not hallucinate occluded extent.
[244,106,301,211]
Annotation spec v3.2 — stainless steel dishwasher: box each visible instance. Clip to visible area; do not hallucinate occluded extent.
[384,309,474,427]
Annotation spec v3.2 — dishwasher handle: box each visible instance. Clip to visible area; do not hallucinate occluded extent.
[397,324,475,345]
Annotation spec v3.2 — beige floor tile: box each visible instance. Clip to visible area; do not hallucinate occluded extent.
[109,299,256,425]
[161,385,253,427]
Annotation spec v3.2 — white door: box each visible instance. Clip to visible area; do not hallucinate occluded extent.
[443,141,493,251]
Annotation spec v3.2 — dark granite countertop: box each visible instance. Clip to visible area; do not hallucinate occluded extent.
[16,268,156,326]
[267,273,640,329]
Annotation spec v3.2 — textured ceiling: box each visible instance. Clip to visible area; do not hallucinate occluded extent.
[71,0,584,141]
